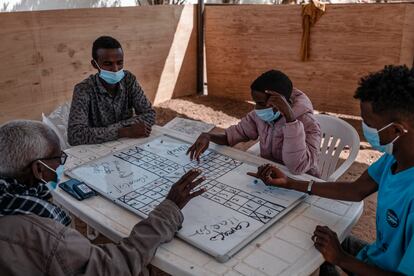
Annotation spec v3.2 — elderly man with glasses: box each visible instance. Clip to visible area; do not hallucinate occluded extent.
[0,120,205,276]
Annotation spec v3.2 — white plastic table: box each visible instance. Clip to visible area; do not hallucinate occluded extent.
[53,126,363,276]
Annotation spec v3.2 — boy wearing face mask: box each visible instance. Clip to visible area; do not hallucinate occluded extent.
[187,69,321,176]
[248,65,414,276]
[68,36,156,146]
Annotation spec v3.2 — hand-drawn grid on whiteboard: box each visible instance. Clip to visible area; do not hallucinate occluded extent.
[114,143,286,224]
[67,134,306,262]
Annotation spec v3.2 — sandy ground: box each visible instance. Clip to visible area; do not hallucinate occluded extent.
[76,95,381,274]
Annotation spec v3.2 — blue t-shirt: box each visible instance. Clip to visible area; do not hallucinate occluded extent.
[356,153,414,275]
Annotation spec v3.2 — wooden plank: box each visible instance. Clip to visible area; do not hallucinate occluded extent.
[0,5,197,123]
[400,5,414,66]
[205,4,414,116]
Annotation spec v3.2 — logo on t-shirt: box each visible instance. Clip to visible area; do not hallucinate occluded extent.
[386,209,399,228]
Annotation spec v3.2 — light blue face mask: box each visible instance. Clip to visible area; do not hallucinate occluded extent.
[39,162,64,190]
[362,121,402,155]
[255,107,281,123]
[94,60,125,84]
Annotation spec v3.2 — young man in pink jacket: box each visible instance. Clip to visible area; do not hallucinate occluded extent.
[187,69,321,176]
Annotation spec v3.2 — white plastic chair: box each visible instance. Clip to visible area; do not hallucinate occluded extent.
[246,114,360,181]
[42,101,71,150]
[315,114,360,181]
[246,141,260,155]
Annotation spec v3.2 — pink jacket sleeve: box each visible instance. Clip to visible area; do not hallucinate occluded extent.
[225,112,259,146]
[282,113,321,175]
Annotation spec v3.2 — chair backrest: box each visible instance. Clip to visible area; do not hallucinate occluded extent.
[315,114,360,181]
[42,101,72,150]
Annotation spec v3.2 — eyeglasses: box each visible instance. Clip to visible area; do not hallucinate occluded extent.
[38,151,68,165]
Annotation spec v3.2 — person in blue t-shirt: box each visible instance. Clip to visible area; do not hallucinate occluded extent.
[247,65,414,276]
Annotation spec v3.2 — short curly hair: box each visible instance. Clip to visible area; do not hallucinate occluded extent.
[250,70,293,100]
[354,65,414,119]
[92,36,122,61]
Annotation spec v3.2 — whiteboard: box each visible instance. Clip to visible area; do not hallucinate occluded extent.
[66,134,306,262]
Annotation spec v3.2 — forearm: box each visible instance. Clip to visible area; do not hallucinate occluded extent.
[132,108,156,126]
[115,108,156,128]
[68,122,123,146]
[86,200,183,275]
[338,253,401,276]
[205,132,229,146]
[131,81,156,126]
[274,170,377,201]
[286,179,364,202]
[120,199,183,262]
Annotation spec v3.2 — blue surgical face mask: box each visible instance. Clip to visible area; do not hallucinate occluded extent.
[362,121,401,155]
[39,162,64,190]
[255,107,281,123]
[94,60,125,84]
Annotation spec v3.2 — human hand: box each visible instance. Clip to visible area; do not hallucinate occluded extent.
[265,90,295,123]
[312,226,345,265]
[186,133,210,162]
[119,121,151,138]
[247,164,289,188]
[166,169,206,209]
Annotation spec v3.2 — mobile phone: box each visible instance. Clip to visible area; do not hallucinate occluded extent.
[59,178,96,200]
